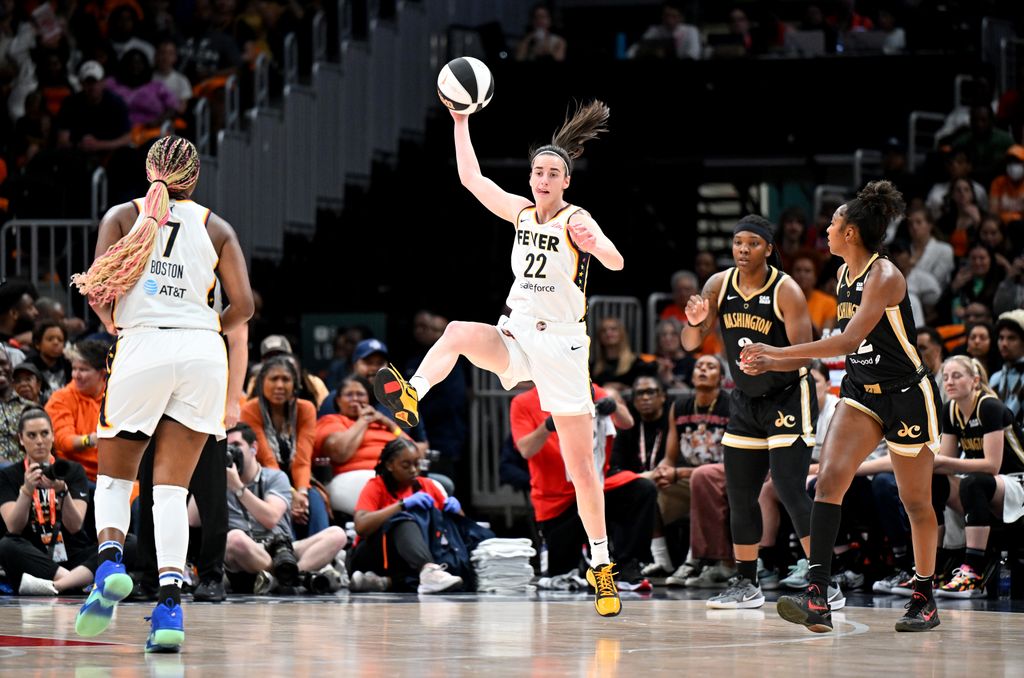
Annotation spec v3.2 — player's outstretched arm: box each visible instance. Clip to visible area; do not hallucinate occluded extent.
[452,111,532,224]
[567,212,623,270]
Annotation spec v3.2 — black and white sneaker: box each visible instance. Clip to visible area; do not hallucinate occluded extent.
[706,576,765,609]
[894,592,940,632]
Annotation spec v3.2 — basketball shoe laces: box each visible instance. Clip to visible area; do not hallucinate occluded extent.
[905,591,929,616]
[594,566,618,597]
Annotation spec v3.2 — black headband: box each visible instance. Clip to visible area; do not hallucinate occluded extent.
[532,145,572,175]
[733,220,774,244]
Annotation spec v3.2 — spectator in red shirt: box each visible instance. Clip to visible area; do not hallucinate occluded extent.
[349,438,464,594]
[314,376,415,515]
[511,385,657,584]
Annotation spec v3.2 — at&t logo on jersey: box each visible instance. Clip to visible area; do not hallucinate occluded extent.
[143,279,159,296]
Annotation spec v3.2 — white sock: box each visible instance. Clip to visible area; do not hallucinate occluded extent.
[94,475,135,536]
[590,538,610,567]
[651,537,673,570]
[159,571,184,588]
[409,374,431,399]
[152,485,190,572]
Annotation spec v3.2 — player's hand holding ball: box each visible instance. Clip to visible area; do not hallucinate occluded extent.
[437,57,493,115]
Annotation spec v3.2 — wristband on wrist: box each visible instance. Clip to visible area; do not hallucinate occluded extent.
[81,435,91,448]
[686,320,701,328]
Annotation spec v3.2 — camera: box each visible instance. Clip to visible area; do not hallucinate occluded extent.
[33,460,70,481]
[225,442,246,471]
[301,567,344,594]
[419,448,441,473]
[263,536,298,586]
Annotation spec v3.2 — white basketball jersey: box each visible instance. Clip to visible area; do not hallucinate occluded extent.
[505,204,590,323]
[112,199,221,332]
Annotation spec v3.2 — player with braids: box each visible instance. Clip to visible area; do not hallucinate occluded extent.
[72,136,202,305]
[72,136,253,653]
[374,101,627,616]
[742,181,944,633]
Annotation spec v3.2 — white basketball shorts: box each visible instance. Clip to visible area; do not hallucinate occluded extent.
[494,312,594,416]
[98,327,228,441]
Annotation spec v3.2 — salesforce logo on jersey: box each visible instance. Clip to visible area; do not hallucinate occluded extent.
[143,277,188,299]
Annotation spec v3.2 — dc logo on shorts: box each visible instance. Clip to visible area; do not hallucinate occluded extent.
[143,278,159,296]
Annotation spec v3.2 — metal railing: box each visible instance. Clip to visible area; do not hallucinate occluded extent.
[90,167,107,222]
[852,148,882,190]
[1,220,96,320]
[813,184,849,224]
[284,32,317,232]
[907,111,946,173]
[588,295,643,354]
[469,368,530,525]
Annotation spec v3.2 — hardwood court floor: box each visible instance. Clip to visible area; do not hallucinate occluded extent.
[1,591,1022,677]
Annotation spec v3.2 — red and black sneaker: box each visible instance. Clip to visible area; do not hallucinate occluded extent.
[373,364,420,428]
[776,584,833,633]
[894,591,940,632]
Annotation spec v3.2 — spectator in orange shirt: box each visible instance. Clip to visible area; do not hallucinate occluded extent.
[314,375,416,515]
[660,270,724,357]
[989,145,1024,226]
[45,339,108,482]
[240,356,316,527]
[790,253,837,335]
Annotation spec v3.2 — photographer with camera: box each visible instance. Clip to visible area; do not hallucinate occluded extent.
[214,423,347,595]
[0,409,133,594]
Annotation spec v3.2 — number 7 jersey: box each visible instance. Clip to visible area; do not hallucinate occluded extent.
[112,199,222,332]
[505,204,590,323]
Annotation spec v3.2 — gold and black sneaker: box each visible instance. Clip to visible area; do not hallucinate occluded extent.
[586,563,622,618]
[373,364,420,428]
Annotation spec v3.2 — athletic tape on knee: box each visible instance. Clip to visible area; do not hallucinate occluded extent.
[93,475,135,536]
[153,485,190,571]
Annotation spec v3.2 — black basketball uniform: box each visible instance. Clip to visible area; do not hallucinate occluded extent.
[836,254,941,456]
[717,266,817,451]
[943,393,1024,474]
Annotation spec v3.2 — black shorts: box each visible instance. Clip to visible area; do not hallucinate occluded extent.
[839,374,941,457]
[722,372,818,451]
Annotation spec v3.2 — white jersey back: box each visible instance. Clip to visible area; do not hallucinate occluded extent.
[113,199,221,332]
[505,204,590,323]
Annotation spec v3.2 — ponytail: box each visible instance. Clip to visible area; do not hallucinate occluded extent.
[71,136,201,305]
[529,100,610,176]
[942,355,997,398]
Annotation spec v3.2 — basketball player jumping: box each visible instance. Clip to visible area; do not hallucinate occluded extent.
[742,181,941,632]
[682,216,846,611]
[71,136,253,651]
[374,104,626,616]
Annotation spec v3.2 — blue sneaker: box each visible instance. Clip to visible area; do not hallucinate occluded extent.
[145,599,185,653]
[75,558,134,637]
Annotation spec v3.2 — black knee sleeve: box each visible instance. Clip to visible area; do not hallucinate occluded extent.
[959,473,998,527]
[724,446,769,545]
[932,474,951,526]
[769,442,814,538]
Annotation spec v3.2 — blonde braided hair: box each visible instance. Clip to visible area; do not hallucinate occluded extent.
[72,136,200,305]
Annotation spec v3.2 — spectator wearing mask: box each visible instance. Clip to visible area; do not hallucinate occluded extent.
[44,339,108,482]
[216,423,348,594]
[989,145,1024,226]
[0,344,33,463]
[991,310,1024,422]
[315,375,418,515]
[240,356,317,529]
[0,409,106,596]
[511,384,656,584]
[26,319,71,396]
[350,438,465,594]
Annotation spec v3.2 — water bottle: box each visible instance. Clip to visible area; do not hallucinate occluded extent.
[998,551,1012,599]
